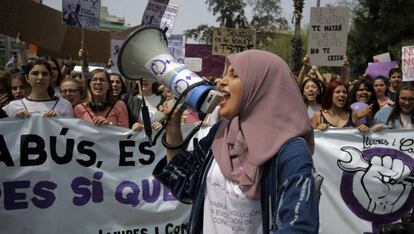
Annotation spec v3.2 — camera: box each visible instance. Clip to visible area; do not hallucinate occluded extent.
[379,211,414,234]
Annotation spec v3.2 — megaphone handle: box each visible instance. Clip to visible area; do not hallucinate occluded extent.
[150,80,210,146]
[141,105,152,142]
[161,116,207,150]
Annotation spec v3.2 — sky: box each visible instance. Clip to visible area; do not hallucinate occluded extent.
[44,0,341,34]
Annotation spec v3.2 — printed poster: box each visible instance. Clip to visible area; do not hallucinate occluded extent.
[62,0,101,31]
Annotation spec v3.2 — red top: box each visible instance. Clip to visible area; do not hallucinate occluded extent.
[74,100,129,128]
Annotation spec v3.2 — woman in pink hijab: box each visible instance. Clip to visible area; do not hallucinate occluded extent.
[154,50,319,233]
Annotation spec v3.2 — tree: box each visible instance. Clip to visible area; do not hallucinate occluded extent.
[248,0,289,33]
[290,0,305,73]
[348,0,414,75]
[184,24,212,44]
[205,0,248,28]
[185,0,288,48]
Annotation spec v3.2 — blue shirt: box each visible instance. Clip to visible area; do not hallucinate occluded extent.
[153,123,319,233]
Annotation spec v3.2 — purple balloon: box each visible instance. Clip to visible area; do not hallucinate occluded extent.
[351,102,369,111]
[351,102,369,125]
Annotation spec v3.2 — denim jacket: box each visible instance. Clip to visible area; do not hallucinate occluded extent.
[153,123,319,233]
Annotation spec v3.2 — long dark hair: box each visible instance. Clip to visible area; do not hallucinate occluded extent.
[24,59,55,98]
[48,58,63,87]
[109,73,127,98]
[301,78,325,105]
[386,82,414,127]
[348,79,380,115]
[0,71,12,102]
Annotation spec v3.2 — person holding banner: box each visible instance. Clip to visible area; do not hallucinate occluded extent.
[10,72,29,100]
[73,69,129,127]
[2,59,73,118]
[372,81,414,131]
[154,50,318,234]
[311,80,353,130]
[60,77,84,107]
[348,79,380,133]
[121,79,165,131]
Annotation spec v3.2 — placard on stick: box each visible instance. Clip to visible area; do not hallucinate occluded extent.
[212,28,256,56]
[402,45,414,81]
[142,0,169,27]
[308,7,349,67]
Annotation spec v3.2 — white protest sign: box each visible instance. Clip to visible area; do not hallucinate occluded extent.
[373,52,391,63]
[308,7,349,67]
[212,27,256,56]
[110,39,124,74]
[141,0,170,27]
[168,34,185,63]
[184,58,202,72]
[62,0,101,31]
[402,45,414,81]
[160,4,179,37]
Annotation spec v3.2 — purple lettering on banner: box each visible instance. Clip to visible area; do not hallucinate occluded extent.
[4,181,30,210]
[71,171,104,206]
[32,181,57,209]
[115,181,140,207]
[71,176,92,206]
[92,171,103,203]
[142,179,161,203]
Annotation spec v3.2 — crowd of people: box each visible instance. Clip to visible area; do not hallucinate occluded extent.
[0,33,413,233]
[1,35,413,134]
[297,55,414,132]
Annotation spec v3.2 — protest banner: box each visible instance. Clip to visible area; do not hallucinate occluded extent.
[0,0,66,52]
[1,117,413,233]
[212,28,256,56]
[402,45,414,81]
[373,52,391,63]
[62,0,101,31]
[308,7,349,67]
[365,61,398,79]
[185,44,225,77]
[0,115,191,234]
[142,0,170,27]
[160,4,179,38]
[314,128,414,233]
[168,34,185,63]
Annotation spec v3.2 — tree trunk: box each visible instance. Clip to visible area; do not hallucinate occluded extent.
[290,0,304,74]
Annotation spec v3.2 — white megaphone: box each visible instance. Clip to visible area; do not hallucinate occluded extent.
[118,26,223,114]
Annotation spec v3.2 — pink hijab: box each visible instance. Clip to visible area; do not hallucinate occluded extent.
[211,50,314,199]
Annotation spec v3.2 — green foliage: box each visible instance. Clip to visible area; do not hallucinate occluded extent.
[185,0,288,47]
[348,0,414,75]
[249,0,289,33]
[184,25,213,44]
[205,0,248,28]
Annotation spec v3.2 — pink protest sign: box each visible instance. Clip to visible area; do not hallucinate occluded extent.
[402,45,414,81]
